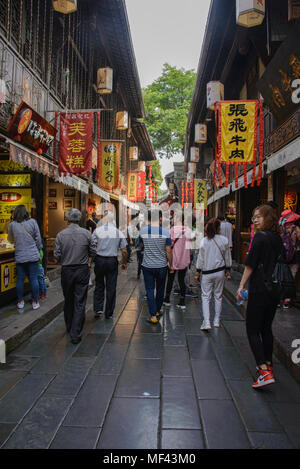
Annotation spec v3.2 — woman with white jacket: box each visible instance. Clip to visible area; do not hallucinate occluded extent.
[195,218,232,331]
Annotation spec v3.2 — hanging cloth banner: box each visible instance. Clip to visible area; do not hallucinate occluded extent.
[127,172,138,202]
[58,111,93,177]
[194,179,207,210]
[136,171,146,202]
[98,140,122,190]
[213,100,263,188]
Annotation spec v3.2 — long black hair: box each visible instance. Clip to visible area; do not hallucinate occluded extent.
[13,205,29,223]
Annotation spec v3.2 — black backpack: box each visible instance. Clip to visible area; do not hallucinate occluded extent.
[260,231,296,301]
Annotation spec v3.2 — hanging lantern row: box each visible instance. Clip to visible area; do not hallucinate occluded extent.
[236,0,265,28]
[195,123,207,144]
[52,0,77,14]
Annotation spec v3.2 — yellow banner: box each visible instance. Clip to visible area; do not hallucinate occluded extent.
[98,141,122,191]
[127,172,137,202]
[0,174,31,187]
[0,188,31,232]
[1,262,17,292]
[219,101,257,164]
[194,179,207,209]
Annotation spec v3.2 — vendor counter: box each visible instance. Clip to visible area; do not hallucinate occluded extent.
[0,244,29,305]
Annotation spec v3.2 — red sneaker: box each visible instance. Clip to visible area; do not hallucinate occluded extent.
[252,369,275,389]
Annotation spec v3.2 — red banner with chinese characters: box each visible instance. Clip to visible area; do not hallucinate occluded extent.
[213,100,263,188]
[58,112,93,177]
[136,171,146,202]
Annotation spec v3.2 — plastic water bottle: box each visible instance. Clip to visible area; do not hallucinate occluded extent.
[236,289,248,306]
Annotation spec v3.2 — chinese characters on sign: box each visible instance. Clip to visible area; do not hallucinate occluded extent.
[98,141,122,191]
[194,179,207,210]
[59,112,93,177]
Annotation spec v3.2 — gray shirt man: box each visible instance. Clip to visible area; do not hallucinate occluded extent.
[91,223,127,257]
[54,224,92,265]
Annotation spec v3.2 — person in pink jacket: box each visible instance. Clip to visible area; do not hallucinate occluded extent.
[163,214,194,309]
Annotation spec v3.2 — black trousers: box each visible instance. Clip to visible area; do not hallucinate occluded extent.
[94,255,118,317]
[165,268,187,300]
[246,290,278,366]
[61,264,90,341]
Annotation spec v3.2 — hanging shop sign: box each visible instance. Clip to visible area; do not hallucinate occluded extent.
[257,18,300,123]
[0,262,18,293]
[284,191,298,212]
[129,146,138,161]
[194,179,207,210]
[136,171,146,202]
[0,174,31,187]
[236,0,265,28]
[52,0,77,14]
[58,112,93,177]
[98,141,122,191]
[190,147,199,163]
[97,67,113,94]
[207,81,224,110]
[7,101,56,154]
[127,172,137,202]
[195,123,207,143]
[0,188,31,232]
[213,100,264,188]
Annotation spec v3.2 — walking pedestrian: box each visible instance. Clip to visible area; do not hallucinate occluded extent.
[279,208,300,309]
[236,204,283,389]
[139,210,172,324]
[37,249,47,299]
[217,215,233,250]
[54,209,92,344]
[86,212,99,233]
[91,212,127,319]
[195,218,232,331]
[135,222,144,279]
[8,205,43,310]
[126,221,134,263]
[163,214,194,309]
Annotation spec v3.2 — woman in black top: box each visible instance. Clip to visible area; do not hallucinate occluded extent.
[237,205,283,389]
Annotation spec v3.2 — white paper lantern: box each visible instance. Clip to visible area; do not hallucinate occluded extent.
[52,0,77,14]
[190,147,199,163]
[207,81,224,110]
[116,111,128,130]
[188,163,197,175]
[97,68,113,94]
[129,146,138,161]
[195,123,207,144]
[236,0,265,28]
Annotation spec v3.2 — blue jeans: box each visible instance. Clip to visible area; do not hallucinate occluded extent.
[38,265,47,296]
[142,266,168,316]
[16,261,39,302]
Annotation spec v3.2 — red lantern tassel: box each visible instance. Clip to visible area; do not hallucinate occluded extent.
[235,163,238,189]
[53,112,58,165]
[225,164,229,187]
[244,163,248,189]
[257,100,264,186]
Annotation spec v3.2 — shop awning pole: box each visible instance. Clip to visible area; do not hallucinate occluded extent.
[45,108,113,113]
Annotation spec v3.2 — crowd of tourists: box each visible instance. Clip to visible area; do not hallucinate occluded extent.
[6,201,300,389]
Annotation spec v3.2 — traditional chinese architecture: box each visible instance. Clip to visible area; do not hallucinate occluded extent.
[0,0,154,303]
[185,0,300,266]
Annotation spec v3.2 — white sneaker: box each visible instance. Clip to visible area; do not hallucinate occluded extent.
[213,317,220,327]
[32,302,40,310]
[17,301,24,309]
[200,321,211,331]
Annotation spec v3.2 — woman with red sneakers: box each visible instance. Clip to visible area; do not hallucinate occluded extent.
[237,204,283,389]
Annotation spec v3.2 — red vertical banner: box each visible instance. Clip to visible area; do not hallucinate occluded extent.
[97,112,101,182]
[59,112,93,177]
[148,166,152,201]
[136,171,146,202]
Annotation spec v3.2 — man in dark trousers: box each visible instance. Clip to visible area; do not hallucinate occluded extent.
[91,212,127,319]
[54,209,92,344]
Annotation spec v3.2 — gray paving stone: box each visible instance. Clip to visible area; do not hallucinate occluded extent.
[191,360,231,400]
[29,339,77,374]
[186,335,216,360]
[222,320,248,338]
[270,402,300,448]
[117,310,139,325]
[127,333,162,359]
[107,324,135,343]
[164,308,184,326]
[90,343,128,375]
[260,364,300,404]
[89,318,116,334]
[162,377,201,429]
[3,395,73,448]
[134,318,163,334]
[183,318,204,335]
[161,430,205,449]
[247,431,294,449]
[44,357,95,396]
[0,423,15,447]
[0,373,55,423]
[97,398,159,449]
[50,426,101,449]
[209,327,235,347]
[115,358,161,398]
[200,399,251,449]
[228,379,283,433]
[0,371,27,399]
[63,375,117,427]
[0,355,40,373]
[214,346,252,380]
[163,326,186,346]
[73,333,108,357]
[162,347,192,377]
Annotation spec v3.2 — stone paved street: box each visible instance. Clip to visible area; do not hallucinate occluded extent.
[0,262,300,449]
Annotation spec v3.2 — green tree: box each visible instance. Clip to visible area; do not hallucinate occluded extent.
[151,159,163,196]
[143,63,196,159]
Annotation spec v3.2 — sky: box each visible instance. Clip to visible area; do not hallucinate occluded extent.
[125,0,212,189]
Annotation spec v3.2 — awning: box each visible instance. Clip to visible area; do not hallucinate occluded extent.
[92,183,110,201]
[266,136,300,174]
[58,174,89,194]
[121,197,140,211]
